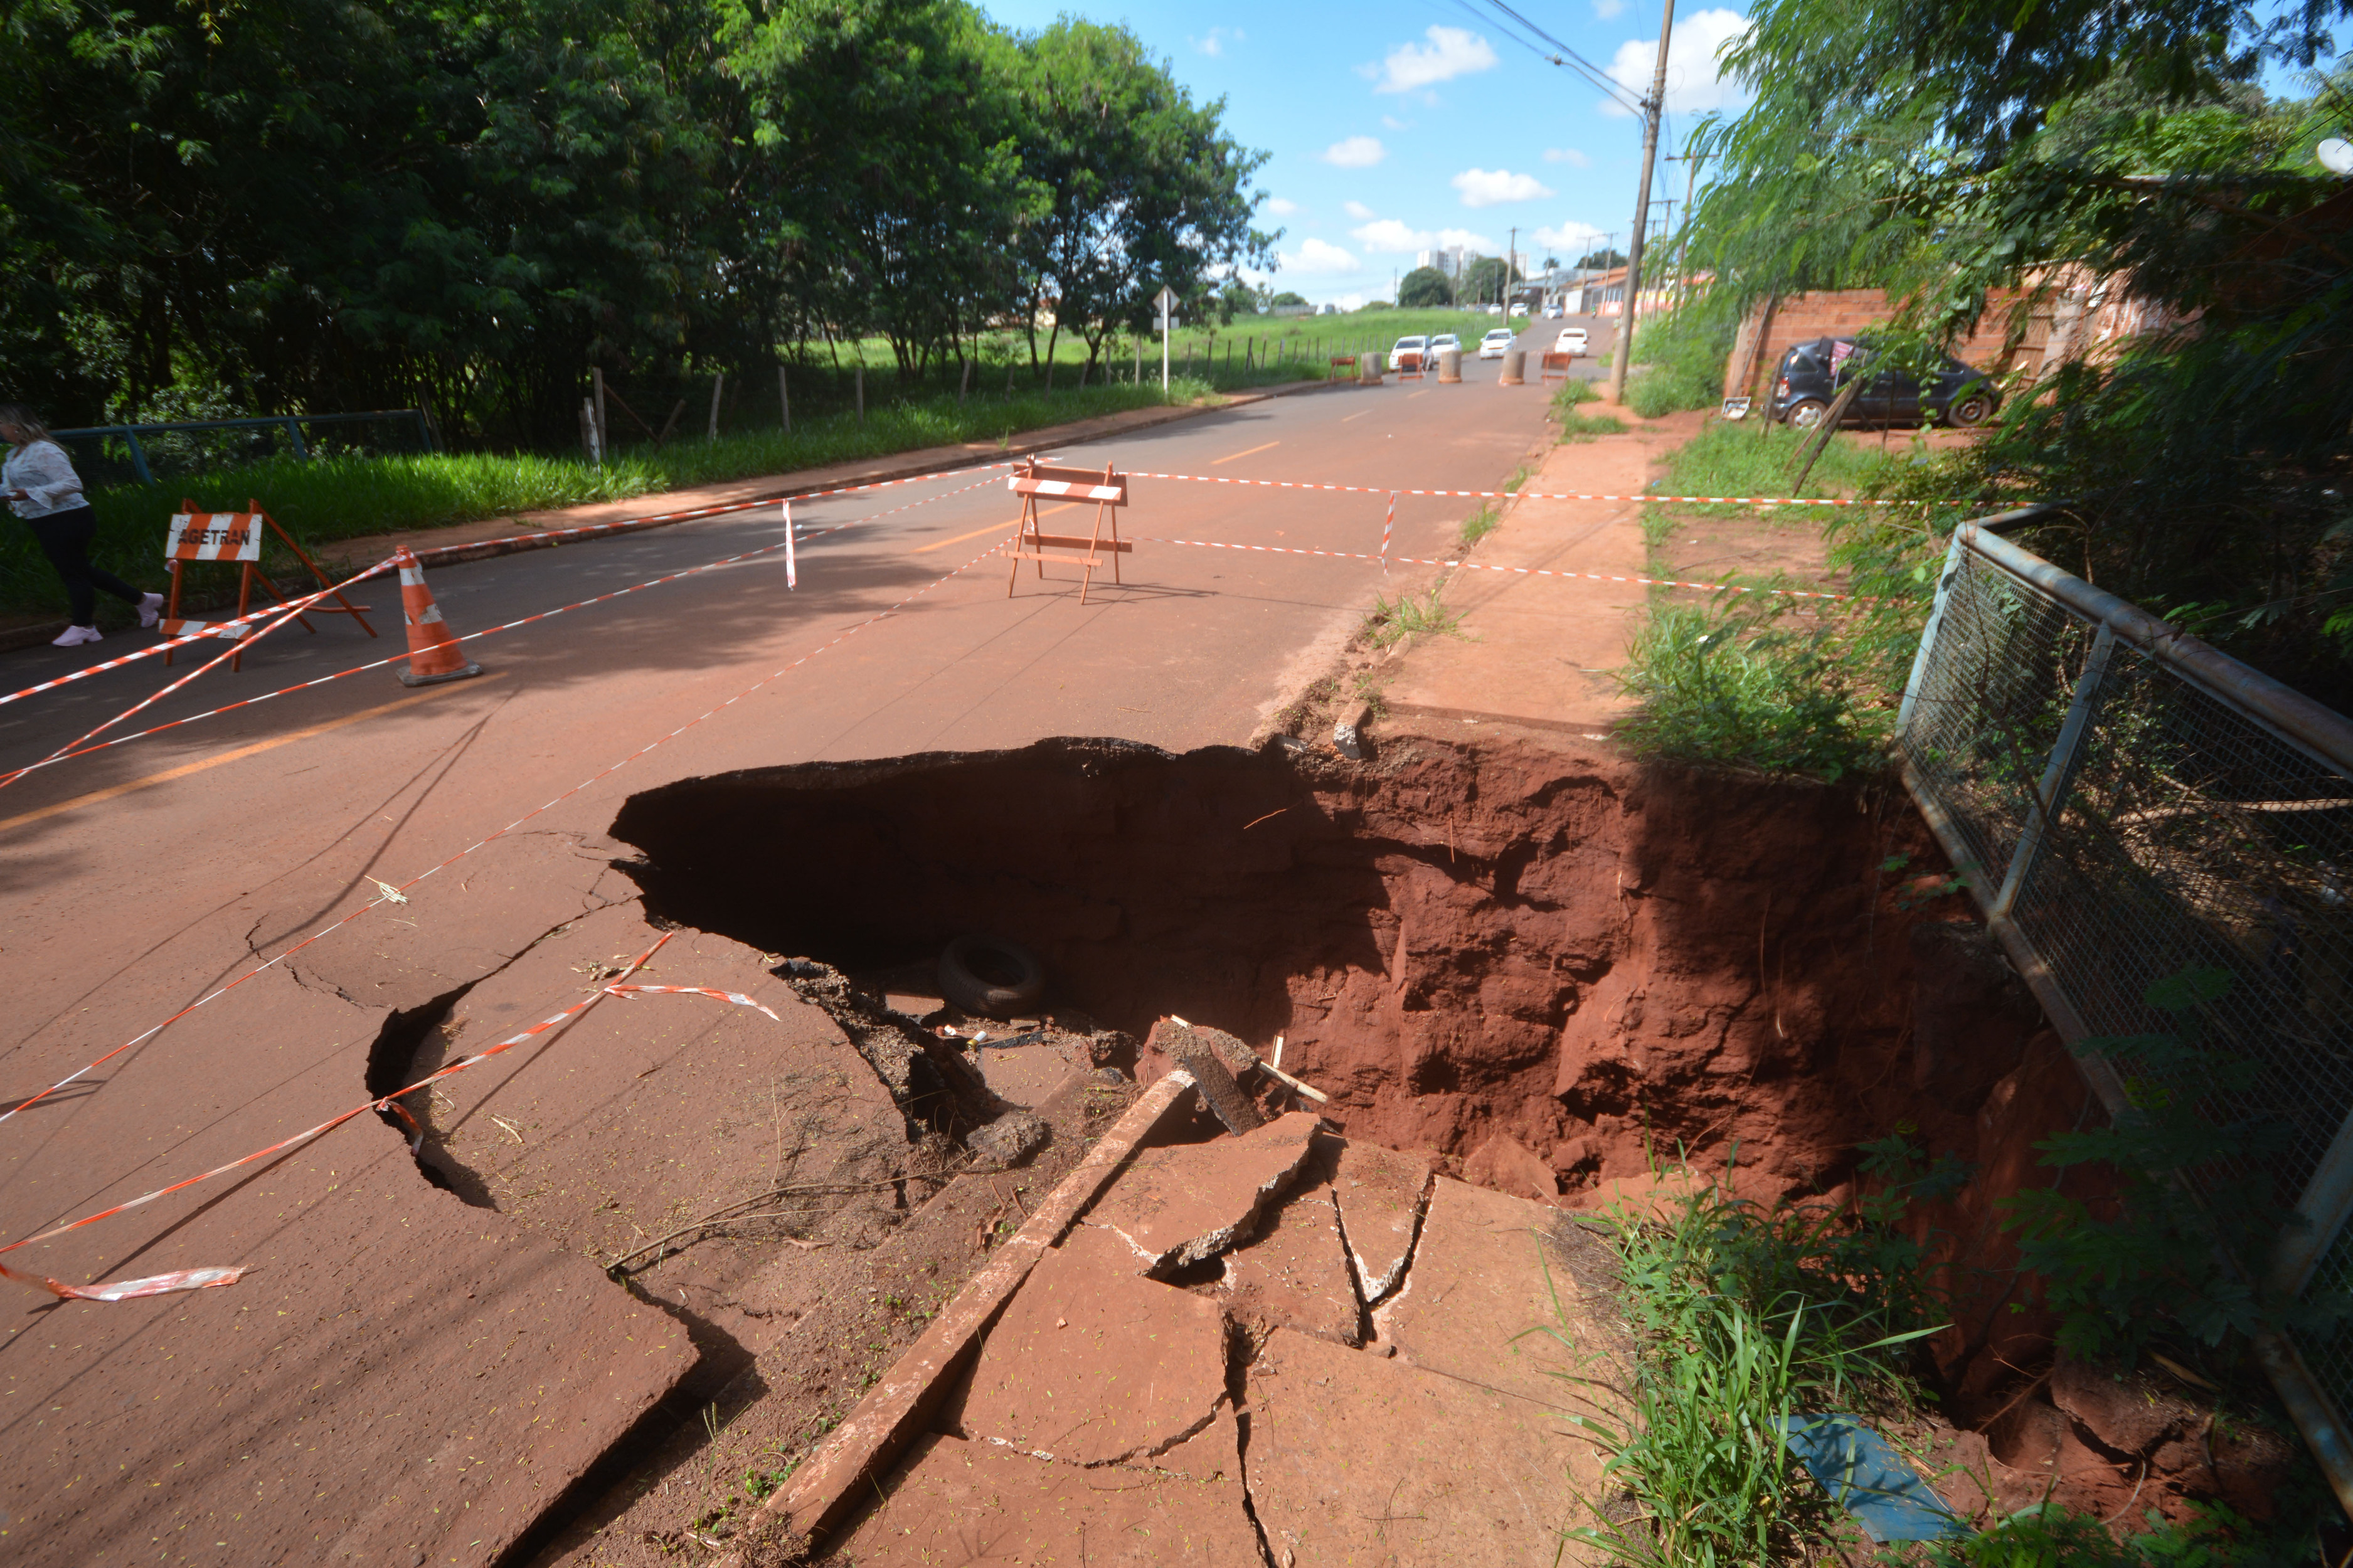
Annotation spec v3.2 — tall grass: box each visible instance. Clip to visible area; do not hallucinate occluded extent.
[1623,297,1744,419]
[1562,1152,1950,1567]
[13,378,1237,623]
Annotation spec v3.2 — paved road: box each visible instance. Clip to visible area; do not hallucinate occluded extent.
[0,374,1558,1562]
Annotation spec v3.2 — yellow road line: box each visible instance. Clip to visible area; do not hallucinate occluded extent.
[1212,442,1280,465]
[1341,410,1373,422]
[0,674,505,836]
[910,502,1073,553]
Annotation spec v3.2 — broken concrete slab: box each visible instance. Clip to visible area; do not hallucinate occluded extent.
[1463,1130,1561,1205]
[1245,1326,1606,1567]
[755,1070,1198,1550]
[1332,1139,1435,1303]
[1085,1108,1322,1276]
[1375,1175,1622,1414]
[952,1224,1229,1466]
[834,1432,1262,1565]
[1150,1016,1263,1133]
[1222,1136,1363,1346]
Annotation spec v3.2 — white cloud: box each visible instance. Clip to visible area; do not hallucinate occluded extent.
[1349,218,1497,255]
[1543,147,1591,167]
[1370,26,1498,93]
[1535,221,1607,255]
[1603,8,1753,117]
[1450,167,1555,208]
[1343,199,1376,220]
[1263,196,1299,216]
[1280,238,1361,275]
[1322,135,1386,168]
[1381,114,1413,130]
[1593,0,1626,16]
[1194,26,1243,56]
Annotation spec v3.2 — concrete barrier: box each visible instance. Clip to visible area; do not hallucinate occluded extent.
[1358,352,1383,386]
[1499,350,1526,386]
[1437,349,1462,384]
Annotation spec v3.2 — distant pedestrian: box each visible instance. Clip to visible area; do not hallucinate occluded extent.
[0,403,161,647]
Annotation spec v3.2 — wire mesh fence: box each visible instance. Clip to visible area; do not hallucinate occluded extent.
[1898,521,2353,1443]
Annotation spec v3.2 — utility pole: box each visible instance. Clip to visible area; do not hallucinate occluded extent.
[1506,226,1517,313]
[1606,0,1675,404]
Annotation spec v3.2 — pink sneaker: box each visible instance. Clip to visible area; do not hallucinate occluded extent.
[52,625,102,648]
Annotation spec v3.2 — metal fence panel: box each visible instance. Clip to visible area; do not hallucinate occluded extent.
[1898,522,2353,1499]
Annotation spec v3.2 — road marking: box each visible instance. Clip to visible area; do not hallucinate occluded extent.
[912,502,1073,553]
[1212,442,1280,465]
[1408,390,1431,399]
[0,675,504,836]
[1341,410,1374,422]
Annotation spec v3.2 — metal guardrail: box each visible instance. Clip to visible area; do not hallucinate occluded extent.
[51,410,435,486]
[1898,517,2353,1515]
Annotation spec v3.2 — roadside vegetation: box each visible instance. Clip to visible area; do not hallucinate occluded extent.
[1568,1073,2334,1565]
[8,379,1236,625]
[1621,297,1745,420]
[1552,378,1628,440]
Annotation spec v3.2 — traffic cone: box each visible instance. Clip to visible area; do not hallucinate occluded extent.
[392,548,483,687]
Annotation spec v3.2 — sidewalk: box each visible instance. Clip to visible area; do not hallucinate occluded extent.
[1381,410,1696,733]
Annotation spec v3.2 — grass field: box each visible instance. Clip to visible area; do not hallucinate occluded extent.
[19,378,1236,626]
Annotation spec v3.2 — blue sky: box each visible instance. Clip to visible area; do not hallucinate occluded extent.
[979,0,1756,308]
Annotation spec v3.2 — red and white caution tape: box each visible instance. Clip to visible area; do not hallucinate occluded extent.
[0,473,1003,796]
[0,556,401,793]
[1129,469,1931,508]
[0,940,793,1301]
[1137,534,1860,602]
[1379,492,1395,575]
[1,528,1016,1131]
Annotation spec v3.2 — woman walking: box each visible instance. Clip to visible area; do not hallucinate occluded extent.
[0,404,161,647]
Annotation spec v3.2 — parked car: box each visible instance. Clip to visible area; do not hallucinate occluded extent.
[1768,336,1999,429]
[1387,334,1430,371]
[1554,327,1590,357]
[1477,328,1516,359]
[1428,332,1462,357]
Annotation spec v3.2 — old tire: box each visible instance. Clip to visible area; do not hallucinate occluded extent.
[939,935,1045,1020]
[1785,398,1829,430]
[1945,390,1994,428]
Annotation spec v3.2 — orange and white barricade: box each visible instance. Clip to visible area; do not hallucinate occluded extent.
[162,499,376,670]
[1006,460,1131,605]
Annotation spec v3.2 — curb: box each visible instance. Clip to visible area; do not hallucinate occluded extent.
[0,379,1343,662]
[718,1068,1201,1564]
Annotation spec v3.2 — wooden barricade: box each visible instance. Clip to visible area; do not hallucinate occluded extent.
[1006,460,1131,605]
[163,498,378,670]
[1329,356,1357,381]
[1395,351,1426,381]
[1539,352,1575,384]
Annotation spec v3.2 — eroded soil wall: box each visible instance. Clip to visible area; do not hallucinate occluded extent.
[612,734,2004,1205]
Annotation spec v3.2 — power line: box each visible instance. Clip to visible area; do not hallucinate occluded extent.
[1443,0,1647,114]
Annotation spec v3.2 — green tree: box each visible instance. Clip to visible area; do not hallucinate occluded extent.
[1575,247,1627,270]
[1007,18,1270,384]
[1461,254,1521,304]
[1397,266,1453,307]
[1269,290,1307,307]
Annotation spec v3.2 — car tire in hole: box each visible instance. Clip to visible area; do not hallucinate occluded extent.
[939,935,1046,1019]
[1783,398,1829,430]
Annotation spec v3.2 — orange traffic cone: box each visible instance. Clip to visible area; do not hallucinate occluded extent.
[393,548,483,687]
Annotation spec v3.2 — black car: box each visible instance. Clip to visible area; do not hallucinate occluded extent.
[1768,336,1999,430]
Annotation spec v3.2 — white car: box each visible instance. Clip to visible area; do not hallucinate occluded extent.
[1554,327,1590,357]
[1428,332,1462,358]
[1386,334,1429,371]
[1477,328,1516,360]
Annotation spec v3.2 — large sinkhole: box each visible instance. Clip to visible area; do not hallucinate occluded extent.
[610,733,2040,1204]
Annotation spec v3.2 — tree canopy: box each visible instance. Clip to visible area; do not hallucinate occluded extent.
[1397,267,1453,308]
[1,0,1271,443]
[1681,0,2353,701]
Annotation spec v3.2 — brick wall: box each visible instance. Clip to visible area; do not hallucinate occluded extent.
[1722,289,2065,400]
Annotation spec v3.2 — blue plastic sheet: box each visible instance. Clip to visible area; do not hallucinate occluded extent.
[1778,1413,1970,1543]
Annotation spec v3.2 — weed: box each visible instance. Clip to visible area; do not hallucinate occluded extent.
[1561,1146,1953,1567]
[1363,586,1466,649]
[1622,298,1745,418]
[1503,465,1531,493]
[1559,408,1628,442]
[1273,675,1340,733]
[1458,504,1499,548]
[1616,603,1897,781]
[1551,376,1601,412]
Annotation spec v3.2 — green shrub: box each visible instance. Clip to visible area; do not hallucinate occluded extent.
[1616,603,1898,781]
[1622,297,1743,418]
